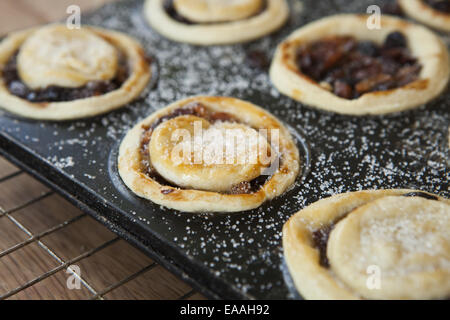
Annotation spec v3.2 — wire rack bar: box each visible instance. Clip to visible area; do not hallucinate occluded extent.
[0,237,119,300]
[0,170,22,183]
[0,190,54,218]
[178,289,196,300]
[90,263,158,300]
[0,213,86,259]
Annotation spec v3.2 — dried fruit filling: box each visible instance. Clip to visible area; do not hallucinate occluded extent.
[2,51,129,103]
[163,0,267,24]
[296,32,422,99]
[311,192,439,269]
[139,102,270,195]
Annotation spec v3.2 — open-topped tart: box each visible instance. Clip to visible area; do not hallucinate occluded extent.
[270,15,449,115]
[144,0,289,45]
[118,96,300,212]
[283,189,450,300]
[399,0,450,32]
[0,24,151,120]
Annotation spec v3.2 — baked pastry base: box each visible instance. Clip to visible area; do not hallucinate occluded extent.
[283,189,450,300]
[144,0,289,45]
[270,14,450,115]
[118,96,300,213]
[0,25,151,120]
[174,0,264,23]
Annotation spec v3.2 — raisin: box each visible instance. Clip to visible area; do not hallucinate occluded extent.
[353,65,382,82]
[424,0,450,13]
[26,92,37,102]
[114,65,129,84]
[320,47,345,73]
[357,41,379,57]
[381,59,401,75]
[434,1,450,13]
[295,32,421,100]
[8,81,28,98]
[403,192,438,200]
[163,0,193,24]
[396,64,422,86]
[209,112,234,122]
[312,225,334,268]
[298,52,313,72]
[3,48,129,103]
[333,80,353,99]
[355,74,392,94]
[382,48,416,65]
[384,31,407,49]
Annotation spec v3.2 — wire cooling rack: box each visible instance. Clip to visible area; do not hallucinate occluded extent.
[0,157,200,300]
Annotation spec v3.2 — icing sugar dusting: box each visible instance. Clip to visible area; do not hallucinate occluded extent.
[359,198,450,274]
[0,0,448,299]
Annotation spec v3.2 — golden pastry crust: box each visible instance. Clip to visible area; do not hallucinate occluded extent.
[0,24,151,120]
[118,96,300,213]
[144,0,290,45]
[283,189,450,300]
[399,0,450,32]
[149,115,272,192]
[17,25,118,89]
[174,0,263,23]
[270,14,450,115]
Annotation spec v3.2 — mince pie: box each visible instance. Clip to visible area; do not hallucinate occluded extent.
[270,15,449,115]
[0,24,151,120]
[144,0,289,45]
[283,189,450,300]
[399,0,450,32]
[118,96,300,212]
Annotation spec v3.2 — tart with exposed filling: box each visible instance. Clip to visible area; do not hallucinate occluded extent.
[144,0,290,45]
[399,0,450,32]
[270,14,449,115]
[118,96,300,212]
[0,24,151,120]
[283,189,450,300]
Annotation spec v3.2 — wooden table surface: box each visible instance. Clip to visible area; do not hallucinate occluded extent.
[0,0,205,300]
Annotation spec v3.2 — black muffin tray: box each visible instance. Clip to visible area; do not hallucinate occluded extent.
[0,0,448,299]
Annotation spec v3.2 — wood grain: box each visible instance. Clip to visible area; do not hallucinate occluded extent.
[0,1,46,35]
[0,157,19,179]
[0,156,206,300]
[0,216,29,251]
[0,0,207,300]
[40,216,117,261]
[0,173,50,212]
[0,0,117,35]
[187,292,208,300]
[12,194,84,234]
[0,242,60,296]
[9,269,93,300]
[104,265,192,300]
[74,240,154,292]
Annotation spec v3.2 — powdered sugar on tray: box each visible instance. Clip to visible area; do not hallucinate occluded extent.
[0,0,448,299]
[48,155,75,169]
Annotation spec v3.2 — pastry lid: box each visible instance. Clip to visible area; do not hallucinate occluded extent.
[0,0,448,299]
